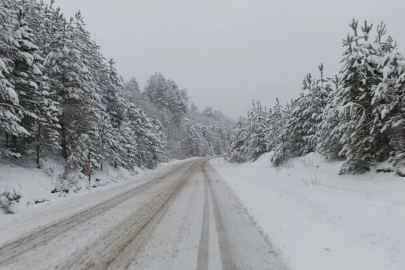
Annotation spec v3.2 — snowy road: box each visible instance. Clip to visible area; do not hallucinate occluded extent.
[0,158,286,270]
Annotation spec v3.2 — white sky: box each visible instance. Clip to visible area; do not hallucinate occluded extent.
[45,0,405,119]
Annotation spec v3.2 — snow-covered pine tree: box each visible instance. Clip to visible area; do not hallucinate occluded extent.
[271,100,296,166]
[140,72,195,158]
[74,20,110,171]
[117,114,138,170]
[228,117,248,162]
[316,75,345,160]
[372,29,405,171]
[278,94,309,160]
[300,64,332,154]
[167,80,188,126]
[181,118,202,157]
[246,100,268,160]
[227,101,268,161]
[123,76,140,103]
[201,125,213,155]
[103,59,128,168]
[271,77,317,164]
[337,20,383,174]
[0,0,30,157]
[265,98,283,152]
[9,3,59,166]
[144,72,169,109]
[199,106,234,155]
[367,23,395,164]
[43,13,96,189]
[148,115,168,164]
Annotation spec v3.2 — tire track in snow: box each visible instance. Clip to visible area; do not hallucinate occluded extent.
[196,166,210,270]
[203,163,238,270]
[0,161,190,266]
[204,160,288,270]
[102,160,201,270]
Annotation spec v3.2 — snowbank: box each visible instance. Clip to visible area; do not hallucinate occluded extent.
[0,154,152,215]
[210,153,405,270]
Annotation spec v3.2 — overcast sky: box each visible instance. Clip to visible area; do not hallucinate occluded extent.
[45,0,405,119]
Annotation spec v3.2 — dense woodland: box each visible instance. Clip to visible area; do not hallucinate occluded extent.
[229,20,405,175]
[0,0,234,190]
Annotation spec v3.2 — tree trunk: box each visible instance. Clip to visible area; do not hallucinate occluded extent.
[61,120,67,159]
[12,135,17,153]
[101,136,104,171]
[36,123,41,168]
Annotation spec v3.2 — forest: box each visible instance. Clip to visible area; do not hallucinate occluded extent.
[0,0,234,191]
[229,20,405,175]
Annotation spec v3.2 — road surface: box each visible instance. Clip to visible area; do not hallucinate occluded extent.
[0,158,287,270]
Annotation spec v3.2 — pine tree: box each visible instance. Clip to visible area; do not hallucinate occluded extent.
[144,73,169,109]
[271,82,315,164]
[181,118,202,157]
[148,115,168,164]
[337,20,383,174]
[167,80,188,125]
[9,4,59,166]
[271,100,295,165]
[300,65,332,154]
[100,59,127,169]
[246,101,267,160]
[228,101,268,161]
[123,76,140,103]
[372,31,405,170]
[265,98,283,152]
[316,75,344,160]
[43,13,96,188]
[0,0,30,157]
[228,117,247,162]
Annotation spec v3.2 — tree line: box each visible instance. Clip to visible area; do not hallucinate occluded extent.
[229,20,405,175]
[126,72,234,160]
[0,0,234,191]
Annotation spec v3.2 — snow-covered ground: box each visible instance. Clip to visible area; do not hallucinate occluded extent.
[0,157,189,247]
[210,153,405,270]
[0,154,180,216]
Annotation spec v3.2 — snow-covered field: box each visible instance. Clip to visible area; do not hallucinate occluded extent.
[210,153,405,270]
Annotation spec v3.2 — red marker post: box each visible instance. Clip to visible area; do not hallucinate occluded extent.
[88,153,91,194]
